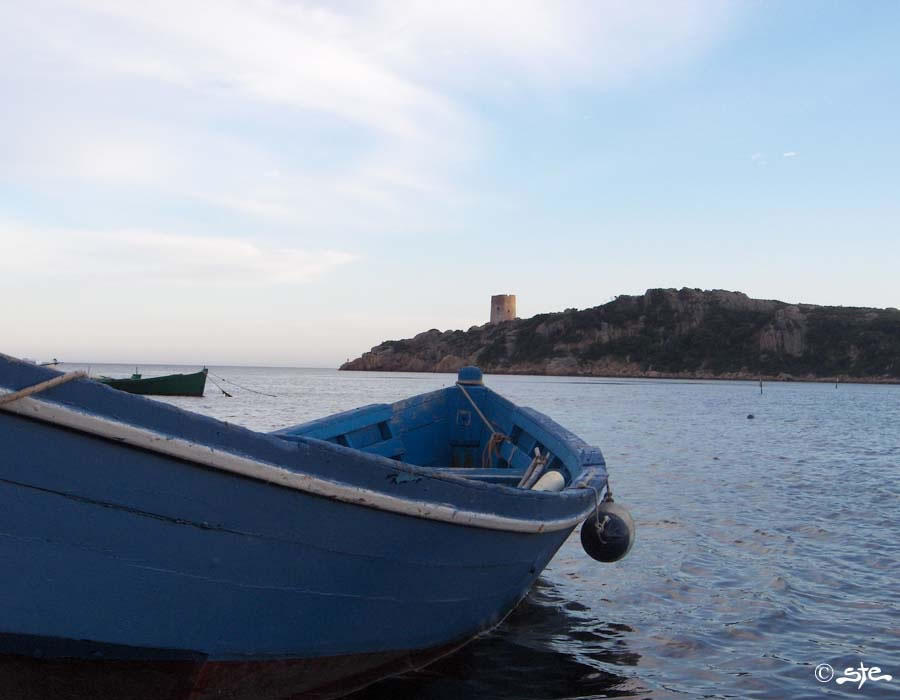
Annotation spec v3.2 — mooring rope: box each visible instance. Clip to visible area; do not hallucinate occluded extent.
[456,382,494,432]
[580,482,614,536]
[206,370,277,398]
[481,432,507,469]
[458,382,511,469]
[205,374,232,397]
[0,371,87,406]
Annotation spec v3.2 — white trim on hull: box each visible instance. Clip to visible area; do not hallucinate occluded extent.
[0,392,594,534]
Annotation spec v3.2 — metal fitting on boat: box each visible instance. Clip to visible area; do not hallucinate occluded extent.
[580,501,635,563]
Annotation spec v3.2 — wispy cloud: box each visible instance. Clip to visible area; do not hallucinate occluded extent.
[1,1,738,233]
[0,226,356,286]
[783,151,797,157]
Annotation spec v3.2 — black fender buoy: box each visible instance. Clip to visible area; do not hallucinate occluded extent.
[580,501,635,563]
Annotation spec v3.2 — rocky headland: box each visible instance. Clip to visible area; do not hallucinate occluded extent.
[340,288,900,383]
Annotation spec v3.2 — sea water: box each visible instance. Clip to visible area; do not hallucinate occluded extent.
[62,365,900,699]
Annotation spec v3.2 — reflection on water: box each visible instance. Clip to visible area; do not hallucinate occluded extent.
[350,579,645,700]
[58,365,900,698]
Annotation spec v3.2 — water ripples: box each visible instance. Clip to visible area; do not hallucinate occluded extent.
[63,365,900,698]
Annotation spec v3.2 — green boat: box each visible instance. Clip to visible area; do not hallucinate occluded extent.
[97,368,208,397]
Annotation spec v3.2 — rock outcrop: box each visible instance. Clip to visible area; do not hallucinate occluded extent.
[340,288,900,381]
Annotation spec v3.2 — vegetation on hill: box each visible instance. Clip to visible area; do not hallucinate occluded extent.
[340,288,900,381]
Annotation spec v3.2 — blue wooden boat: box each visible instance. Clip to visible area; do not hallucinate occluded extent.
[0,356,633,699]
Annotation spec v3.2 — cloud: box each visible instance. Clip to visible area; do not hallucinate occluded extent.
[1,1,738,234]
[375,0,736,88]
[16,1,733,108]
[783,152,797,157]
[0,226,356,286]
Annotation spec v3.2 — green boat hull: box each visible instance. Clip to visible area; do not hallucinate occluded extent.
[98,369,207,397]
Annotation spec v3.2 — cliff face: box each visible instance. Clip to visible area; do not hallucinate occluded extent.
[340,288,900,381]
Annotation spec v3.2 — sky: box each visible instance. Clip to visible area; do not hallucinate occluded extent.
[2,1,899,366]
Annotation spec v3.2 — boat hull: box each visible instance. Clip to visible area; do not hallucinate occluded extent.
[0,632,467,700]
[98,369,207,396]
[0,412,570,652]
[0,356,602,698]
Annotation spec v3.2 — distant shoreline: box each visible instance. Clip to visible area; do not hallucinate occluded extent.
[340,288,900,383]
[338,367,900,386]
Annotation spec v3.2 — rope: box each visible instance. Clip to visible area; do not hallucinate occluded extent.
[206,370,277,398]
[205,374,232,397]
[0,371,87,406]
[457,382,494,433]
[580,483,614,539]
[482,432,506,469]
[458,382,510,470]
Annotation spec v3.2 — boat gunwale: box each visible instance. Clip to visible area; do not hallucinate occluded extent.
[0,389,601,534]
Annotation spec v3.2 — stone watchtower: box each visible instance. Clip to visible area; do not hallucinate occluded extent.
[490,294,516,324]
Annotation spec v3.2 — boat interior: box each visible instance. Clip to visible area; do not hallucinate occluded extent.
[271,381,582,491]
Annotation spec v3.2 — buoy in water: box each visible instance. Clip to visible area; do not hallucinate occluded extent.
[580,500,635,563]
